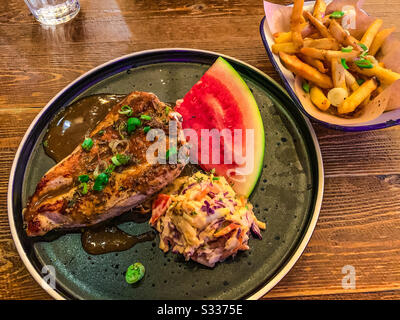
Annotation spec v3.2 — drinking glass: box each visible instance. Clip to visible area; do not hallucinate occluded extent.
[24,0,80,25]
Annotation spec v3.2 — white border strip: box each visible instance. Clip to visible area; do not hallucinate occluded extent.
[7,48,324,300]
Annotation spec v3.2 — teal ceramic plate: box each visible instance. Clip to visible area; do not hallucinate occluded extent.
[8,49,323,299]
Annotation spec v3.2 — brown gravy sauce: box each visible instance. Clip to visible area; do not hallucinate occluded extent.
[43,94,125,163]
[81,225,156,255]
[42,94,158,255]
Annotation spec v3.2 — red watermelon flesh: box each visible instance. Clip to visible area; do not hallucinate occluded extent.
[175,57,265,196]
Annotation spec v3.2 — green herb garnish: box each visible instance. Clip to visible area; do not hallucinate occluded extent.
[79,182,88,195]
[143,126,151,133]
[118,105,133,116]
[127,117,141,133]
[93,172,109,191]
[302,81,310,93]
[112,154,130,166]
[81,138,93,151]
[166,147,177,161]
[212,176,220,181]
[356,78,365,85]
[165,106,171,115]
[140,115,152,121]
[78,174,89,183]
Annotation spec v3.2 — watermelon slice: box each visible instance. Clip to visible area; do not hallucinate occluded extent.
[175,57,265,196]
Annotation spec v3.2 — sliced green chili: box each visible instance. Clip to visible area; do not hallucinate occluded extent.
[355,59,373,69]
[341,58,349,70]
[341,46,353,52]
[330,11,344,18]
[125,262,145,284]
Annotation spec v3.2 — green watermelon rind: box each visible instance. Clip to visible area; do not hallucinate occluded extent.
[214,57,265,197]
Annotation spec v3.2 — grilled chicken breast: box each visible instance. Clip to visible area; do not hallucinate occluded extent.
[24,91,187,236]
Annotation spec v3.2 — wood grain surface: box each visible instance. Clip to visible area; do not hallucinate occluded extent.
[1,0,400,300]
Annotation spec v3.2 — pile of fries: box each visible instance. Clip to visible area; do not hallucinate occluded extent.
[272,0,400,116]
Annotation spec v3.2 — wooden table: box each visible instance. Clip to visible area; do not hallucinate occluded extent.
[1,0,400,300]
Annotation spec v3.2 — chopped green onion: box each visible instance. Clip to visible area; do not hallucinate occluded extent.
[212,176,220,181]
[330,11,345,18]
[143,126,151,133]
[359,43,368,52]
[112,154,130,166]
[81,138,94,151]
[98,130,104,136]
[165,106,171,115]
[166,147,177,160]
[341,58,349,70]
[302,81,310,93]
[116,154,130,165]
[104,164,115,176]
[140,114,152,121]
[355,59,373,69]
[127,117,141,133]
[356,78,365,85]
[93,172,109,191]
[341,46,353,52]
[79,182,88,195]
[125,262,145,284]
[360,51,368,57]
[78,174,89,183]
[118,105,133,116]
[111,156,121,166]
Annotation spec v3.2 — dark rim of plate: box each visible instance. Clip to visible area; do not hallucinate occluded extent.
[259,16,400,132]
[8,48,323,300]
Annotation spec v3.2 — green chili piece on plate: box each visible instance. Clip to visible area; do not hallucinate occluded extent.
[125,262,145,284]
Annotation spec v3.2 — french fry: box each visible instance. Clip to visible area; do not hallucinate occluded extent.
[272,38,339,54]
[298,53,328,73]
[304,10,332,39]
[331,59,347,92]
[279,52,333,88]
[310,86,331,110]
[291,0,305,49]
[369,27,396,56]
[300,47,359,61]
[328,19,361,50]
[351,63,400,85]
[344,70,360,92]
[303,38,340,50]
[312,0,327,21]
[273,31,293,44]
[337,78,378,114]
[360,18,383,48]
